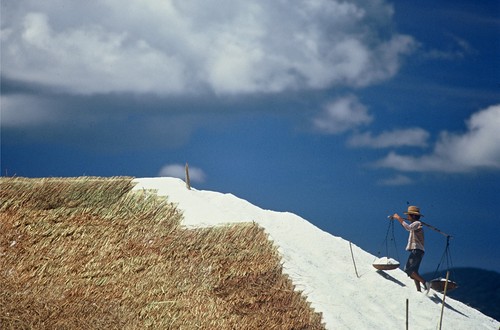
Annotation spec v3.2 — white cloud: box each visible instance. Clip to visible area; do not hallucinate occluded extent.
[348,128,430,148]
[1,0,415,95]
[422,33,476,61]
[378,174,414,186]
[158,163,206,183]
[12,12,188,94]
[375,104,500,173]
[312,95,373,134]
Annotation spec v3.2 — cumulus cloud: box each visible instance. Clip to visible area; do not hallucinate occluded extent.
[312,95,373,134]
[1,0,415,95]
[375,104,500,173]
[158,163,206,183]
[348,128,430,148]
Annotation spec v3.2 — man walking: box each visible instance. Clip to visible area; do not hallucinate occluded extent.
[392,206,430,292]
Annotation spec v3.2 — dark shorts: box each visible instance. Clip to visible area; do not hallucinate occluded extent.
[404,249,424,276]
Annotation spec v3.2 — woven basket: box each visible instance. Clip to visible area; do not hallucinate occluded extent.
[372,263,400,270]
[430,278,458,292]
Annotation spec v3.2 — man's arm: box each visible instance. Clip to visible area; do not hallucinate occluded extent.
[392,213,420,231]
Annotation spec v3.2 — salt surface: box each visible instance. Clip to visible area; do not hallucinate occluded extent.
[133,178,499,329]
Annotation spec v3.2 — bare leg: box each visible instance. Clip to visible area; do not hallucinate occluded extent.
[410,271,427,291]
[414,279,421,291]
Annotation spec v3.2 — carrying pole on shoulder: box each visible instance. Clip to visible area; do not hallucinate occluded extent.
[420,221,452,238]
[387,215,452,238]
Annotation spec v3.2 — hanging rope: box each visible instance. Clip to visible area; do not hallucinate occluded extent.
[429,231,459,292]
[390,219,400,262]
[376,219,400,262]
[383,220,392,256]
[372,218,402,270]
[433,236,453,278]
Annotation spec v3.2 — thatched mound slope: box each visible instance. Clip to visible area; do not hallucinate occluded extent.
[1,177,324,329]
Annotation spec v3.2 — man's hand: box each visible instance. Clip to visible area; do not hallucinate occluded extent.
[392,213,404,223]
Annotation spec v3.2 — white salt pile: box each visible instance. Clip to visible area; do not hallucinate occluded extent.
[373,257,400,265]
[132,178,500,329]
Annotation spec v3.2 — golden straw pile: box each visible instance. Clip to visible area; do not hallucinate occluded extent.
[1,177,324,329]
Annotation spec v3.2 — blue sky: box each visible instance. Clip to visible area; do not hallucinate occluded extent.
[2,0,499,274]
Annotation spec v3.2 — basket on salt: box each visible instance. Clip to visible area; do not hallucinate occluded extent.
[372,257,400,270]
[430,277,458,293]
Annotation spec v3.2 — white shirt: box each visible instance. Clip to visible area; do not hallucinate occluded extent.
[401,220,425,251]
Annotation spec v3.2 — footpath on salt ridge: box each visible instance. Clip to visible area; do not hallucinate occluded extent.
[133,177,500,329]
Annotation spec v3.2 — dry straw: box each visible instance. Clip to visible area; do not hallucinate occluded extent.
[1,177,324,329]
